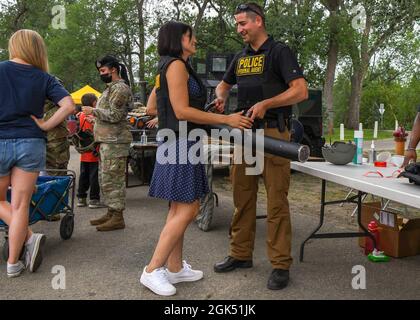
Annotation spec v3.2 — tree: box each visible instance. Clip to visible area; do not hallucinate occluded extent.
[341,0,419,129]
[267,0,328,87]
[321,0,341,135]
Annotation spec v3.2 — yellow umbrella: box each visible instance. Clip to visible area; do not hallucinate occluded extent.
[70,85,101,105]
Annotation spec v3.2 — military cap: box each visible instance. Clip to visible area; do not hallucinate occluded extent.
[96,55,120,70]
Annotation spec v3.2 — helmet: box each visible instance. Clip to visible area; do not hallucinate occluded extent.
[322,141,356,165]
[70,129,97,154]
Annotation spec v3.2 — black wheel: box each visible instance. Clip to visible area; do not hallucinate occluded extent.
[60,215,74,240]
[2,240,9,262]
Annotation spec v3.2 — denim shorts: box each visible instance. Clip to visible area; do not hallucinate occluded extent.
[0,139,46,177]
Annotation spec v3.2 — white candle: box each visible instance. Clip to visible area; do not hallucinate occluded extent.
[340,124,344,141]
[374,121,378,139]
[395,120,398,131]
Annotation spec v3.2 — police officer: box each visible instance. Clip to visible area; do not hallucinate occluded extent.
[213,3,308,290]
[82,55,133,232]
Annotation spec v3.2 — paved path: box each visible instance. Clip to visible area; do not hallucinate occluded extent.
[0,148,419,300]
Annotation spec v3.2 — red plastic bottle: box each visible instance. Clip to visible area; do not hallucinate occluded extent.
[365,220,381,255]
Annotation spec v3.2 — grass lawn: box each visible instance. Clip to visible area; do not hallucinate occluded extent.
[325,128,394,143]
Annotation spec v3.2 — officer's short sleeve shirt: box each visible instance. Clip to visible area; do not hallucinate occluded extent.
[223,36,304,86]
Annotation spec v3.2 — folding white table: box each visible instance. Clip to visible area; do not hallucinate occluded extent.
[291,161,420,261]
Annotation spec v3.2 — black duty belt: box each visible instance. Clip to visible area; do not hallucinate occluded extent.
[253,116,289,132]
[238,108,290,132]
[254,118,278,129]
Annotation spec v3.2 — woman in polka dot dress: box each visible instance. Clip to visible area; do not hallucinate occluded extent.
[140,21,253,296]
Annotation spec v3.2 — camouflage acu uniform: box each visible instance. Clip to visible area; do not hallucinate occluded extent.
[93,80,133,211]
[44,100,70,176]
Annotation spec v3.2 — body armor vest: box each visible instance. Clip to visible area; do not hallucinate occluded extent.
[235,41,291,120]
[156,56,207,133]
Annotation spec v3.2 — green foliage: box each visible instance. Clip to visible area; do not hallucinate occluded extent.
[0,0,418,112]
[334,74,420,130]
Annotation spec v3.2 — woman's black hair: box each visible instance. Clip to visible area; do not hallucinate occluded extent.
[95,55,131,86]
[157,21,193,58]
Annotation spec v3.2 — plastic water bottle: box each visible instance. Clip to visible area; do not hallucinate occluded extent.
[353,130,363,165]
[140,130,147,145]
[368,140,377,163]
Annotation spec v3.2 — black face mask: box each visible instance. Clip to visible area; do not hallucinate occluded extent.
[100,73,112,83]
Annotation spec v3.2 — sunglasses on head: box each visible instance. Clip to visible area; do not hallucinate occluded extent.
[236,4,264,19]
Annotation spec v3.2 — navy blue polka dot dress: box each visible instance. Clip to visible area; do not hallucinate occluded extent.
[148,76,210,203]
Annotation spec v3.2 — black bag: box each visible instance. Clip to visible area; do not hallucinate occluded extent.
[398,162,420,185]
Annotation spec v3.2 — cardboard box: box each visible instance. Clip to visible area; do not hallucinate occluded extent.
[359,202,420,258]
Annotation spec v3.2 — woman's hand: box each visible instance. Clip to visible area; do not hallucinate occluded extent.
[30,116,51,131]
[146,117,158,128]
[226,112,253,129]
[31,96,75,132]
[82,106,94,115]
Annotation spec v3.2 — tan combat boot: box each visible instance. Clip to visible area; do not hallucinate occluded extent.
[96,210,125,231]
[90,209,113,226]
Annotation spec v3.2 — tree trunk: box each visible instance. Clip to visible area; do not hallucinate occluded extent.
[345,7,372,130]
[127,50,135,90]
[345,69,364,129]
[136,0,146,103]
[193,0,210,32]
[13,0,28,31]
[322,1,340,135]
[324,38,338,134]
[121,18,135,90]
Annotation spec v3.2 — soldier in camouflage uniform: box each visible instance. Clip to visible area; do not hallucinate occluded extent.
[44,99,70,176]
[82,55,133,232]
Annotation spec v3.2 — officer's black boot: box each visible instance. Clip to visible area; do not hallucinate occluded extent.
[267,269,289,290]
[214,256,253,273]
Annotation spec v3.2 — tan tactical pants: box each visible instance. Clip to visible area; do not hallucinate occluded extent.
[229,127,293,270]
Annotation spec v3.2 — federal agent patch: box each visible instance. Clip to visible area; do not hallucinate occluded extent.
[236,55,265,76]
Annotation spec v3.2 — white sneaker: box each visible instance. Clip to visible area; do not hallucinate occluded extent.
[140,266,176,296]
[7,261,25,278]
[166,260,204,284]
[24,233,46,272]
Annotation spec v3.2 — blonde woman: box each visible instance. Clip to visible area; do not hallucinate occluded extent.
[0,29,75,277]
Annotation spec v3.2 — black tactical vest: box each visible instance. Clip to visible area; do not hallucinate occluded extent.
[156,56,207,133]
[235,40,291,120]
